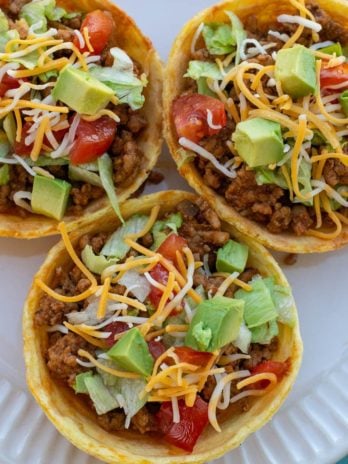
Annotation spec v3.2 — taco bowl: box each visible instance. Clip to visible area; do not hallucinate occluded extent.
[164,0,348,253]
[23,190,302,463]
[0,0,163,238]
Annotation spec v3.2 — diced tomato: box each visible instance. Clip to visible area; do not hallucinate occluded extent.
[157,234,188,263]
[156,397,209,452]
[14,122,68,156]
[148,263,169,308]
[174,346,213,366]
[172,93,227,143]
[0,73,22,97]
[105,321,129,347]
[70,116,117,165]
[148,340,166,360]
[320,63,348,90]
[74,10,114,55]
[250,360,290,389]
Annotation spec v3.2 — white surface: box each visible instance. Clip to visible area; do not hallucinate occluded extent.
[0,1,347,463]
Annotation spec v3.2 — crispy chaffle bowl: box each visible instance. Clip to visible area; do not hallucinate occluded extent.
[23,191,302,464]
[0,0,163,238]
[163,0,348,253]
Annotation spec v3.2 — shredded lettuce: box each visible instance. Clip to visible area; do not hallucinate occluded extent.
[98,153,123,224]
[235,277,277,328]
[263,277,296,326]
[0,131,10,158]
[20,0,66,33]
[118,270,151,302]
[202,23,236,55]
[0,29,18,53]
[73,371,94,394]
[184,60,223,81]
[90,48,147,110]
[255,167,288,190]
[294,158,313,206]
[38,69,59,83]
[0,164,9,186]
[197,77,216,97]
[101,213,149,258]
[68,165,102,188]
[250,319,279,344]
[151,212,183,250]
[84,374,120,415]
[225,11,247,65]
[0,10,9,33]
[232,321,252,353]
[81,245,118,275]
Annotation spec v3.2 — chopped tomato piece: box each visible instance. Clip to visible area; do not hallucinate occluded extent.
[148,340,166,360]
[0,73,22,97]
[70,116,117,165]
[156,397,209,452]
[105,322,129,347]
[74,10,114,54]
[174,346,213,366]
[148,263,169,308]
[14,122,68,156]
[157,234,188,263]
[320,63,348,89]
[172,93,227,143]
[250,360,290,389]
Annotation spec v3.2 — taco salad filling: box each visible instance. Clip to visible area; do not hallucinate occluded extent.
[35,197,295,453]
[0,0,149,221]
[171,0,348,239]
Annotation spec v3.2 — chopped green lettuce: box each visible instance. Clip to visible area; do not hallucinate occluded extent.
[225,11,247,65]
[184,60,223,81]
[90,48,147,110]
[98,153,123,224]
[3,113,16,147]
[263,277,295,326]
[250,319,279,344]
[0,10,9,33]
[84,374,120,415]
[197,77,216,97]
[38,69,59,83]
[0,130,10,158]
[68,165,103,188]
[0,29,18,54]
[202,23,235,55]
[73,371,94,394]
[255,167,288,190]
[118,270,150,302]
[20,0,66,33]
[101,213,149,258]
[151,212,183,249]
[235,277,277,328]
[0,164,10,186]
[81,245,118,275]
[295,158,313,206]
[232,321,251,353]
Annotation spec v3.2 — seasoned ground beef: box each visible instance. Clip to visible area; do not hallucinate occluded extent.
[2,0,30,17]
[97,406,159,434]
[47,333,95,386]
[291,205,314,236]
[310,4,348,43]
[323,159,348,187]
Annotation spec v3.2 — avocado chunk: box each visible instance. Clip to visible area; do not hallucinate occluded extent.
[52,66,114,115]
[232,118,284,167]
[31,175,71,220]
[340,90,348,116]
[216,239,249,274]
[275,44,316,98]
[235,278,277,328]
[185,296,244,352]
[319,43,342,56]
[107,328,154,377]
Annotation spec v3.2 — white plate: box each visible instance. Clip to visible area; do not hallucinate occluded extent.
[0,1,347,463]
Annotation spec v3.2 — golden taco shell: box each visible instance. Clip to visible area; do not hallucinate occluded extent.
[23,190,302,464]
[0,0,163,238]
[163,0,348,253]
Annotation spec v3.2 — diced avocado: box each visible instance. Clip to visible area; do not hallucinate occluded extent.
[319,43,342,57]
[31,175,71,220]
[275,44,316,98]
[0,164,10,186]
[340,90,348,116]
[185,296,244,352]
[232,118,284,167]
[84,374,119,415]
[216,239,249,274]
[74,371,94,394]
[52,66,114,115]
[3,113,16,146]
[235,278,277,328]
[107,328,154,377]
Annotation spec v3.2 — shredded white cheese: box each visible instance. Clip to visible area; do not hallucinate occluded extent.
[74,30,86,49]
[268,30,290,42]
[310,40,334,51]
[206,109,223,130]
[13,191,32,212]
[277,14,322,33]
